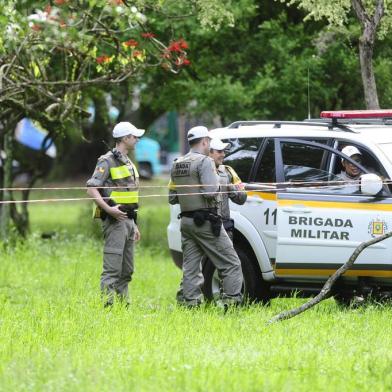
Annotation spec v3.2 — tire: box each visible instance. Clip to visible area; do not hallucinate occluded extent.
[334,293,364,307]
[202,246,271,304]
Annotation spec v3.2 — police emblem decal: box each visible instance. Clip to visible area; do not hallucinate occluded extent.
[368,218,388,237]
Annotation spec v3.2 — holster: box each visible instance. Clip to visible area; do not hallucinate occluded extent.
[223,218,234,232]
[208,213,222,237]
[193,211,206,227]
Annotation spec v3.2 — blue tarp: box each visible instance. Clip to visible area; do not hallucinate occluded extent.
[14,118,57,158]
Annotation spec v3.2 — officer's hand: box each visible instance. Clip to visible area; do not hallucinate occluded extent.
[133,225,141,241]
[108,205,127,221]
[233,183,245,191]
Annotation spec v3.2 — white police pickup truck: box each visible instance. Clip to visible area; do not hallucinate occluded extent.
[167,110,392,304]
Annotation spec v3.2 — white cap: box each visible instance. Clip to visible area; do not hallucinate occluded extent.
[341,145,362,162]
[113,122,145,138]
[210,138,230,151]
[187,126,210,141]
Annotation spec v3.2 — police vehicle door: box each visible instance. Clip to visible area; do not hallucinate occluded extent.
[275,139,392,280]
[226,138,279,260]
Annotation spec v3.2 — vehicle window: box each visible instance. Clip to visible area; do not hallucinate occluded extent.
[334,143,384,178]
[254,139,275,184]
[223,138,263,182]
[333,142,390,194]
[281,142,332,183]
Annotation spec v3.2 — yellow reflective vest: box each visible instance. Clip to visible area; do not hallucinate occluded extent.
[89,150,139,218]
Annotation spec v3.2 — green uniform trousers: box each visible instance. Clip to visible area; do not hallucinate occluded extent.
[101,217,136,304]
[180,217,243,305]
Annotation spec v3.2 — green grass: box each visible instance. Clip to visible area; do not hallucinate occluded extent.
[1,237,392,391]
[2,181,392,391]
[26,177,170,249]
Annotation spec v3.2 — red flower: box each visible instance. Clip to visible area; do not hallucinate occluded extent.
[109,0,123,5]
[123,39,138,48]
[168,39,189,52]
[178,38,188,50]
[54,0,66,5]
[167,41,182,53]
[141,32,156,39]
[183,58,191,66]
[96,55,110,64]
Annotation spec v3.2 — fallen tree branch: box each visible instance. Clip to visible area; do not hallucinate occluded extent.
[267,230,392,324]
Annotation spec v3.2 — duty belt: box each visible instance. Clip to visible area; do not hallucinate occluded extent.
[178,208,217,219]
[178,209,222,237]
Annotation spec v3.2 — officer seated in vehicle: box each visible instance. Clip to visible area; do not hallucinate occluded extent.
[338,145,363,193]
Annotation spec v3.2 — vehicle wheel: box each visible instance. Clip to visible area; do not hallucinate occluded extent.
[202,247,271,304]
[138,162,153,179]
[334,293,365,307]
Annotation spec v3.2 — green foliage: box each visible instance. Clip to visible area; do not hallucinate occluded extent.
[194,0,235,29]
[280,0,392,36]
[0,0,193,133]
[280,0,352,25]
[140,4,376,122]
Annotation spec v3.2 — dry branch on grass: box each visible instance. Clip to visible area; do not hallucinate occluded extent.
[268,231,392,324]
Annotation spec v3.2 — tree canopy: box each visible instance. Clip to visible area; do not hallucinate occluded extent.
[280,0,392,108]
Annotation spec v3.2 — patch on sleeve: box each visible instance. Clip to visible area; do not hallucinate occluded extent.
[173,161,191,177]
[92,163,108,181]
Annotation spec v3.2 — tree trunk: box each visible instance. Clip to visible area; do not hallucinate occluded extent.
[358,34,379,109]
[352,0,384,109]
[0,131,13,241]
[9,175,36,237]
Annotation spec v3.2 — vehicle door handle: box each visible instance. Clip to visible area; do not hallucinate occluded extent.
[282,206,311,213]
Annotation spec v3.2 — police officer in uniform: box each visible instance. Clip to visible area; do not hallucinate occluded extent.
[86,122,143,306]
[339,145,363,193]
[209,138,247,240]
[169,126,243,307]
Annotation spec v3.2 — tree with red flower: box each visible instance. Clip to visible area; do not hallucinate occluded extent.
[123,39,138,48]
[141,32,156,39]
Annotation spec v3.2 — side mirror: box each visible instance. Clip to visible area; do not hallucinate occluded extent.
[360,173,383,195]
